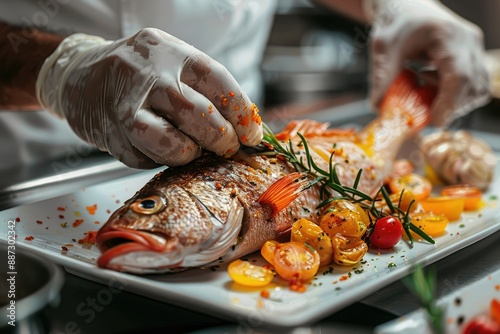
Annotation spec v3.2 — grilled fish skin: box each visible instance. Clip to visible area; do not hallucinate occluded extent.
[96,70,436,273]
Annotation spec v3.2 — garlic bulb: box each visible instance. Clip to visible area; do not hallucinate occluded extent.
[420,130,496,190]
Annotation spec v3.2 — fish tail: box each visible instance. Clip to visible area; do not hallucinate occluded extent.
[379,69,437,133]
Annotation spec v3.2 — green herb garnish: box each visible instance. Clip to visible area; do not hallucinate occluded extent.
[261,123,434,246]
[402,265,445,334]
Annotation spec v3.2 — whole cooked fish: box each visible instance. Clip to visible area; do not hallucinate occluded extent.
[96,70,436,273]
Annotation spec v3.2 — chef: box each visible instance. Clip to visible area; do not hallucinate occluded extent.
[0,0,490,171]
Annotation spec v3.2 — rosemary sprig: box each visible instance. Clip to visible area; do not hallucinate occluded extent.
[402,265,445,334]
[261,123,435,246]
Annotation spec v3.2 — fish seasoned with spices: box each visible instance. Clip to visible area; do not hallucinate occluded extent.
[96,70,436,273]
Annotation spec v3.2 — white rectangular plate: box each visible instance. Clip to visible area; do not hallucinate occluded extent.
[1,160,499,328]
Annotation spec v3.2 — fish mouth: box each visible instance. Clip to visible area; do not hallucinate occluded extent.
[96,227,185,273]
[95,192,244,273]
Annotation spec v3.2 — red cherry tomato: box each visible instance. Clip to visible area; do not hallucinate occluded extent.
[462,314,500,334]
[369,216,404,249]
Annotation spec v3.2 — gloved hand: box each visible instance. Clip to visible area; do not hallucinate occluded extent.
[364,0,491,127]
[36,28,263,168]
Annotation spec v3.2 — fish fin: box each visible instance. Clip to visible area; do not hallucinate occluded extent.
[379,69,437,133]
[275,120,333,141]
[258,172,311,218]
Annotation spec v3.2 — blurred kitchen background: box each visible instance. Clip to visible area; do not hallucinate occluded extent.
[261,0,500,133]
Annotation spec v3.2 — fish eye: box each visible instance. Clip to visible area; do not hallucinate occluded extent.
[130,195,166,215]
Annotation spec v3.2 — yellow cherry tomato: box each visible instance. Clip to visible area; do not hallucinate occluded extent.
[227,259,274,287]
[388,173,432,201]
[375,189,419,214]
[420,196,465,221]
[319,199,370,239]
[440,184,483,211]
[261,240,279,265]
[410,212,449,237]
[291,218,333,267]
[270,241,320,282]
[331,235,368,266]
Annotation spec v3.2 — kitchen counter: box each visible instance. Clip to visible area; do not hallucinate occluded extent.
[2,98,499,333]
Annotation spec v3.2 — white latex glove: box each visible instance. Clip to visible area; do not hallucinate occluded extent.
[364,0,491,127]
[36,28,263,168]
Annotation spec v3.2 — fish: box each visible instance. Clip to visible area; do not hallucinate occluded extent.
[96,70,436,273]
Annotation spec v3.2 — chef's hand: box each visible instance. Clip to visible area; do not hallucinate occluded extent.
[36,28,262,168]
[364,0,491,127]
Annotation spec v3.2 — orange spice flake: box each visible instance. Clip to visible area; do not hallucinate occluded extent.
[240,135,248,144]
[214,182,223,190]
[25,236,34,241]
[228,91,235,97]
[221,98,228,107]
[85,204,98,215]
[339,275,349,281]
[201,112,205,117]
[208,105,214,114]
[263,142,274,150]
[496,284,500,291]
[289,282,307,293]
[250,103,262,125]
[78,230,98,245]
[256,298,265,309]
[57,206,66,211]
[72,219,84,228]
[220,126,226,134]
[234,105,240,111]
[260,289,270,299]
[237,115,250,127]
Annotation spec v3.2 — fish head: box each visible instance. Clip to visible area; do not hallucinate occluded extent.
[96,183,244,273]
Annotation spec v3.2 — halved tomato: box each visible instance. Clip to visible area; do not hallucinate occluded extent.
[331,235,368,266]
[227,259,274,287]
[261,240,279,265]
[420,196,464,221]
[388,173,432,201]
[375,189,419,214]
[440,184,483,211]
[265,241,320,282]
[409,212,449,237]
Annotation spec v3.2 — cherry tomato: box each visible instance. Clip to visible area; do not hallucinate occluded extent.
[291,218,333,267]
[369,216,404,249]
[491,298,500,324]
[462,314,500,334]
[271,241,320,282]
[409,212,449,237]
[319,199,370,239]
[441,184,483,211]
[261,240,279,265]
[331,235,368,266]
[388,173,432,201]
[420,196,465,221]
[375,189,418,214]
[227,259,274,287]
